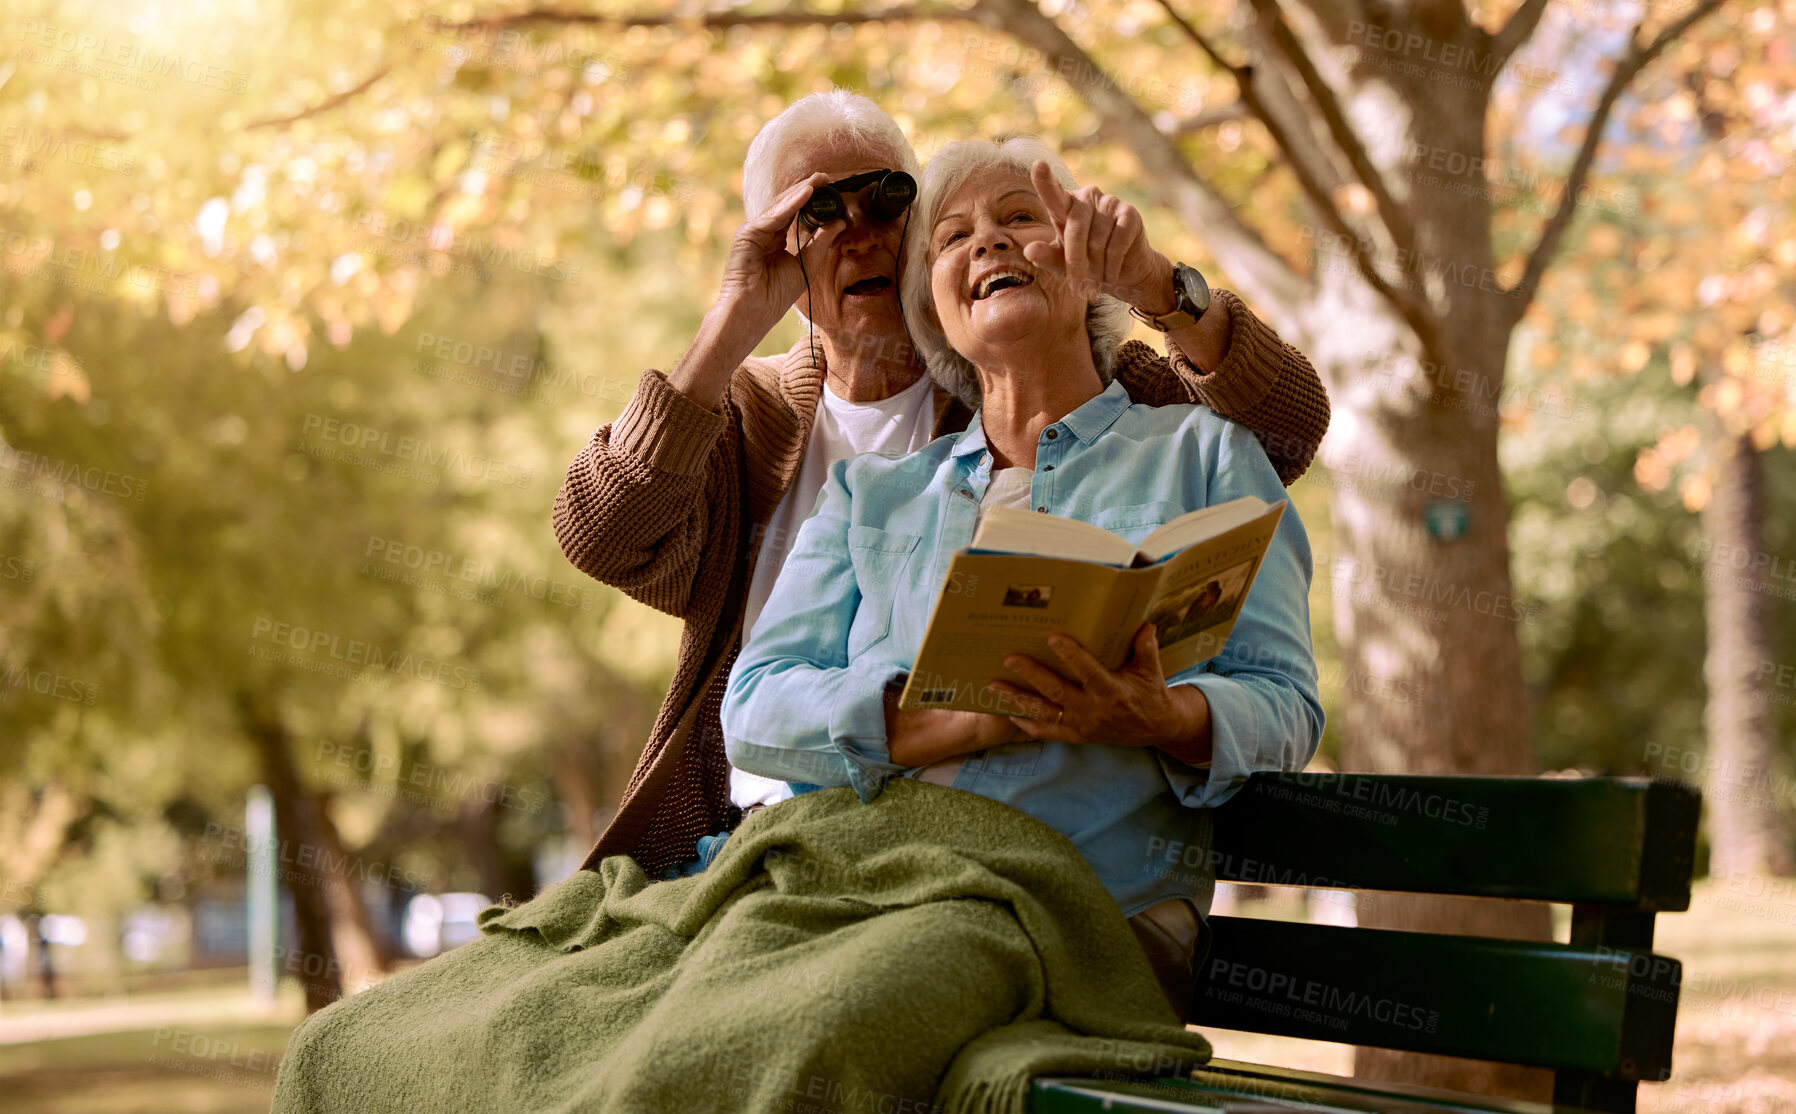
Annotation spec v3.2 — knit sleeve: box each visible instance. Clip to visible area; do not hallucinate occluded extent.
[1163,289,1331,486]
[551,367,730,618]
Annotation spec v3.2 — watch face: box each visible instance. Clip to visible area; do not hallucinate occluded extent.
[1176,265,1210,314]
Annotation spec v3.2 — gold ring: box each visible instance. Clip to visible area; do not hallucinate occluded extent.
[1054,707,1064,726]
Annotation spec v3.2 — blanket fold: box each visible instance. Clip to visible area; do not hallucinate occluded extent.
[273,779,1211,1114]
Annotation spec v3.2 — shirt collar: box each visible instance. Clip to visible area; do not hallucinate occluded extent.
[951,421,988,459]
[1062,379,1133,443]
[951,378,1132,458]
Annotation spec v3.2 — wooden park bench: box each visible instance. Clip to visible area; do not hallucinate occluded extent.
[1032,773,1703,1114]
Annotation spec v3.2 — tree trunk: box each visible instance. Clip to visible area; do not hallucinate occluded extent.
[457,793,536,903]
[240,696,394,1011]
[0,783,81,1002]
[35,919,57,999]
[552,735,605,851]
[1700,429,1796,877]
[1315,290,1555,1100]
[1290,10,1555,1099]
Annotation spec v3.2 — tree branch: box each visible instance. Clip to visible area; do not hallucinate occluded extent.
[970,0,1313,322]
[444,3,963,31]
[1173,102,1250,133]
[1064,102,1246,150]
[423,0,1312,322]
[258,2,1312,329]
[1152,0,1438,351]
[1504,0,1727,326]
[1490,0,1551,70]
[1246,0,1417,257]
[248,66,391,130]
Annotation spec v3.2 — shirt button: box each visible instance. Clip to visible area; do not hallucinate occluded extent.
[1045,428,1058,440]
[1042,464,1053,472]
[1036,506,1048,513]
[981,454,990,466]
[959,488,973,498]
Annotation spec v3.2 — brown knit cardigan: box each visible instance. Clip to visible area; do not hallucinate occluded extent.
[554,289,1331,875]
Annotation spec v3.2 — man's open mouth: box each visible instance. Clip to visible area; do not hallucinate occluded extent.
[972,270,1035,300]
[844,276,893,296]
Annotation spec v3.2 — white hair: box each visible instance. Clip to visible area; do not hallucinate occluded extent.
[741,90,922,222]
[900,137,1132,411]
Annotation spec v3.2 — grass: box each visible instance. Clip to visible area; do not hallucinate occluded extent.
[1637,878,1796,1114]
[2,879,1789,1111]
[1198,879,1796,1114]
[1,1020,295,1113]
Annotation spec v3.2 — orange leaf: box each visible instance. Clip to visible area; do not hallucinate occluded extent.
[44,304,74,344]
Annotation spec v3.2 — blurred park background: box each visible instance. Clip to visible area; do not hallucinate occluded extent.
[0,0,1792,1110]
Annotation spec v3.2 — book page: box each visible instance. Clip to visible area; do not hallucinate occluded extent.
[1142,503,1287,676]
[970,505,1140,567]
[1137,496,1270,564]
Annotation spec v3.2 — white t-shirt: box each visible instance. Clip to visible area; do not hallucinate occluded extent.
[731,371,937,808]
[916,466,1034,788]
[980,466,1036,511]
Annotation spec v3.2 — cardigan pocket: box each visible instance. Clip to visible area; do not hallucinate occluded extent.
[845,524,923,659]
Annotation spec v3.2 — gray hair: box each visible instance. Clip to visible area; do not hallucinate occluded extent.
[742,90,923,223]
[900,136,1132,411]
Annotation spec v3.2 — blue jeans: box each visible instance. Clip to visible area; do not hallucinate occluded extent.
[660,830,733,879]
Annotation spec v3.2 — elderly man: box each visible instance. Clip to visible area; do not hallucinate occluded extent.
[554,90,1331,878]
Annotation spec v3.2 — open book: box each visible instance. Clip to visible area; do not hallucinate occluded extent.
[896,496,1285,715]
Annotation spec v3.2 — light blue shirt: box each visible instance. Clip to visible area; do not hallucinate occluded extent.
[721,379,1323,916]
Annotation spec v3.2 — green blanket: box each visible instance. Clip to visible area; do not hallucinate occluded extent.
[272,779,1212,1113]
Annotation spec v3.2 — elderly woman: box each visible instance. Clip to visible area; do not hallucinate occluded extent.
[722,138,1324,1016]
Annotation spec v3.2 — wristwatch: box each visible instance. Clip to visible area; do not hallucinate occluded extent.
[1128,262,1211,332]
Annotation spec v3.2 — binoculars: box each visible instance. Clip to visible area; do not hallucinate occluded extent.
[798,169,917,233]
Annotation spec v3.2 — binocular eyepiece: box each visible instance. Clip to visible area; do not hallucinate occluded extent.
[798,170,917,233]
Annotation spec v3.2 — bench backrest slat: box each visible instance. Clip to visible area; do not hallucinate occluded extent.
[1193,917,1681,1080]
[1207,775,1700,909]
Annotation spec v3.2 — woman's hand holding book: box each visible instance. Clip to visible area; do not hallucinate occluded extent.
[986,624,1215,767]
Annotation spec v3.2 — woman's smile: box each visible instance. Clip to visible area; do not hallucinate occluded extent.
[970,268,1036,301]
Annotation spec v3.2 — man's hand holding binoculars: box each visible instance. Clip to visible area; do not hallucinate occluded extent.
[669,171,846,410]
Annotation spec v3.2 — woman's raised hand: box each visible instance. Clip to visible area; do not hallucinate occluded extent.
[1022,160,1178,317]
[716,171,846,335]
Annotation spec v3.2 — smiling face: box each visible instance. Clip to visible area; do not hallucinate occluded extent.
[926,167,1090,366]
[773,141,912,343]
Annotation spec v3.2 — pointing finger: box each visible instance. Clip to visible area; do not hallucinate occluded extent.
[1084,191,1118,291]
[1030,159,1071,230]
[1062,189,1093,285]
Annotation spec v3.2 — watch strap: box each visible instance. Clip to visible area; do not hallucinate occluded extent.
[1129,303,1199,332]
[1129,263,1206,332]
